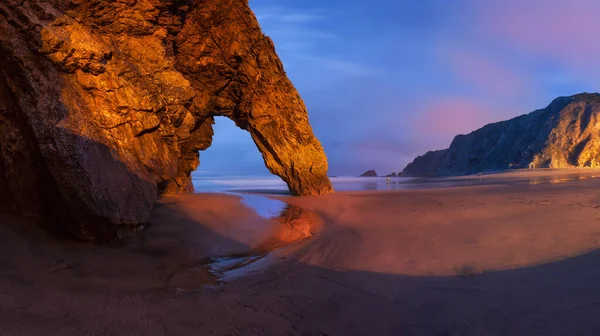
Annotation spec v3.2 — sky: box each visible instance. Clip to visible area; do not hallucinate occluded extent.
[197,0,600,177]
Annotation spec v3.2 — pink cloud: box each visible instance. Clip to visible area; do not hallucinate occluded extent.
[412,97,496,148]
[476,0,600,69]
[437,46,533,98]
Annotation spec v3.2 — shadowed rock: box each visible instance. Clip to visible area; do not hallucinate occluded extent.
[360,170,378,177]
[402,149,448,177]
[0,0,332,240]
[403,93,600,177]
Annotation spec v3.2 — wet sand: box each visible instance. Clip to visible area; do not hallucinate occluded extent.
[2,169,600,335]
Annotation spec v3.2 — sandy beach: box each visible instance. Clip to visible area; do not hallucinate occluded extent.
[2,169,600,335]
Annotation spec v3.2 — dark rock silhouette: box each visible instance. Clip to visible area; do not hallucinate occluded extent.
[403,93,600,176]
[402,150,448,177]
[360,170,378,177]
[0,0,332,240]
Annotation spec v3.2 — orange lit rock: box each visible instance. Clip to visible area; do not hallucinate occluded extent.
[0,0,332,240]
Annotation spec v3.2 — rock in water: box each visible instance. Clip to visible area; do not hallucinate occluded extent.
[0,0,333,240]
[402,93,600,177]
[360,170,378,177]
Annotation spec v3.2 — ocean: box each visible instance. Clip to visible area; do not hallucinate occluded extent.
[190,173,423,217]
[191,169,600,196]
[191,173,420,195]
[190,170,600,218]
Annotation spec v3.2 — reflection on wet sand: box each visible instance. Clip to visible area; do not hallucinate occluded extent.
[167,196,321,291]
[0,193,322,295]
[285,177,600,277]
[385,180,416,190]
[528,174,600,185]
[362,181,378,190]
[259,204,319,249]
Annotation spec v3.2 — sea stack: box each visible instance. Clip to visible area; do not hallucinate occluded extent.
[0,0,333,240]
[360,170,378,177]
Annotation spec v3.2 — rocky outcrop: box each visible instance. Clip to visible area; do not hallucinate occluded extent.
[0,0,333,240]
[360,170,378,177]
[385,172,398,177]
[403,93,600,177]
[402,150,448,177]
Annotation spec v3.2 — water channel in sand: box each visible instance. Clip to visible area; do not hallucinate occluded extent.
[166,192,321,291]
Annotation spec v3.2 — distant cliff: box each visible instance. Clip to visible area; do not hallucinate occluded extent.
[402,150,448,177]
[403,93,600,177]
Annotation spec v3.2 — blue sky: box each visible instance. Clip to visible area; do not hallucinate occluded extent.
[197,0,600,176]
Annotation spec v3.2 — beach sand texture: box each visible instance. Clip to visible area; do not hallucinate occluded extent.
[2,169,600,335]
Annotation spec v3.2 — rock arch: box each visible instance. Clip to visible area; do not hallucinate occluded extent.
[0,0,332,240]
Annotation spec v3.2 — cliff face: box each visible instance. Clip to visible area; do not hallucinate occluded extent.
[0,0,333,240]
[402,149,447,177]
[403,93,600,177]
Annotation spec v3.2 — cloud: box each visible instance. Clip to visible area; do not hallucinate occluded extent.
[296,55,385,77]
[253,5,336,51]
[255,6,326,24]
[436,45,533,99]
[260,13,327,24]
[253,5,382,78]
[411,97,496,148]
[475,0,600,71]
[322,136,437,175]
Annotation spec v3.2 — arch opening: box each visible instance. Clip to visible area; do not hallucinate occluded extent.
[192,117,288,194]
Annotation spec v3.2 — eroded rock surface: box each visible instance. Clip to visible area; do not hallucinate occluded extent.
[403,93,600,176]
[0,0,332,240]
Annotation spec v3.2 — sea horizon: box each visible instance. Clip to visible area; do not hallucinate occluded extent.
[191,172,416,194]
